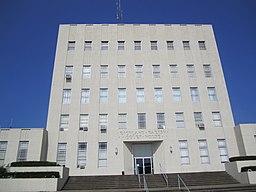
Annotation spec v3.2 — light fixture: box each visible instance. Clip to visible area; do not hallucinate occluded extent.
[115,147,118,155]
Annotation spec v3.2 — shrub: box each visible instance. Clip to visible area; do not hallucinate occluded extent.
[229,156,256,162]
[0,166,6,174]
[241,166,256,172]
[10,161,59,167]
[0,171,60,178]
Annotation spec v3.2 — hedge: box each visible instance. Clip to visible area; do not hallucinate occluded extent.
[241,166,256,172]
[0,171,60,178]
[10,161,59,167]
[229,156,256,162]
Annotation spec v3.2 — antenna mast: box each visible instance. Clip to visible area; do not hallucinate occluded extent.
[116,0,123,23]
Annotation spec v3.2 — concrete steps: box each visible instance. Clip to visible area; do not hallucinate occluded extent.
[61,171,256,191]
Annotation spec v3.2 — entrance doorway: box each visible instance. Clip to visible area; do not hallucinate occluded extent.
[134,157,153,174]
[133,144,153,175]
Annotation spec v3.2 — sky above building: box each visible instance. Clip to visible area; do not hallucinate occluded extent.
[0,0,255,128]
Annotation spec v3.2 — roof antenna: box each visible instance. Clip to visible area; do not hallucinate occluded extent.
[116,0,123,23]
[9,118,13,128]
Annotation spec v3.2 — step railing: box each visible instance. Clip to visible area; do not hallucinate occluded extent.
[135,164,141,188]
[159,163,169,188]
[143,175,149,192]
[177,174,190,192]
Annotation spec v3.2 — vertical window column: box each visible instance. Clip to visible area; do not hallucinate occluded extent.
[157,113,165,129]
[154,88,163,103]
[99,114,108,133]
[62,89,71,104]
[77,142,87,168]
[136,88,145,103]
[57,143,67,166]
[81,89,90,104]
[179,140,190,165]
[100,88,108,103]
[198,139,210,164]
[118,88,126,103]
[190,87,200,102]
[17,141,29,162]
[175,112,185,128]
[135,65,143,78]
[212,112,222,127]
[170,64,178,78]
[172,87,181,102]
[60,114,69,131]
[138,113,146,129]
[152,65,160,78]
[118,113,127,129]
[79,114,89,131]
[98,142,107,167]
[82,65,91,79]
[118,65,126,78]
[217,139,229,163]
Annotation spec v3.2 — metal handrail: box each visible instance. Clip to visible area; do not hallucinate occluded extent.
[135,165,141,188]
[143,175,149,192]
[159,163,169,188]
[177,174,190,192]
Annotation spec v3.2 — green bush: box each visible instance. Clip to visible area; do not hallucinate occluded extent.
[0,166,6,174]
[0,171,60,178]
[10,161,59,167]
[241,166,256,172]
[229,156,256,162]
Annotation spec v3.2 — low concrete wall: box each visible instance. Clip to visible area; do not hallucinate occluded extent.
[225,160,256,184]
[0,166,69,191]
[0,178,58,192]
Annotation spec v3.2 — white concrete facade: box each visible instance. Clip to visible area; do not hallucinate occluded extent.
[46,24,239,176]
[0,128,47,166]
[234,124,256,156]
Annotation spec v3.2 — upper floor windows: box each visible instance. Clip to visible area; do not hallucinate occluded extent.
[100,65,108,78]
[203,64,212,78]
[98,142,107,167]
[99,114,108,132]
[208,87,217,101]
[118,65,126,78]
[79,114,89,131]
[217,139,229,163]
[60,114,69,131]
[152,65,160,78]
[67,41,75,51]
[57,143,67,166]
[154,88,163,103]
[175,112,185,128]
[17,141,29,162]
[198,41,206,50]
[118,41,125,50]
[135,65,143,78]
[167,41,174,50]
[118,113,127,129]
[62,89,71,104]
[77,142,87,168]
[179,140,190,165]
[182,41,190,50]
[138,113,146,129]
[118,88,126,103]
[172,87,181,102]
[134,41,141,50]
[198,139,210,164]
[0,141,7,166]
[156,113,165,129]
[151,41,158,50]
[84,41,92,50]
[212,112,222,127]
[170,64,179,78]
[136,88,145,103]
[83,65,91,79]
[101,41,109,50]
[190,87,200,102]
[65,66,73,83]
[187,64,196,78]
[99,88,108,103]
[81,89,90,104]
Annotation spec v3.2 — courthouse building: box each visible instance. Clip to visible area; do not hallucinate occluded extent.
[45,24,240,176]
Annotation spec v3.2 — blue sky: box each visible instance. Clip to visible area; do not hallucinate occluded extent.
[0,0,255,127]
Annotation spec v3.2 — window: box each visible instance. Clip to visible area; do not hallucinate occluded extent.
[217,139,229,163]
[172,87,181,102]
[134,41,141,50]
[98,142,107,167]
[79,114,89,131]
[179,140,190,165]
[198,140,210,164]
[157,113,165,129]
[183,41,190,50]
[175,112,185,128]
[154,88,163,103]
[99,114,108,132]
[84,41,92,50]
[138,113,146,129]
[151,41,158,50]
[198,41,206,50]
[0,141,7,166]
[62,89,71,104]
[190,87,200,102]
[77,142,87,168]
[100,65,108,78]
[17,141,29,161]
[208,87,217,101]
[82,65,91,79]
[167,41,174,50]
[67,41,75,51]
[57,143,67,166]
[65,66,73,82]
[212,112,222,127]
[118,88,126,103]
[118,65,126,78]
[101,41,108,50]
[60,114,69,131]
[81,89,90,104]
[136,88,145,103]
[118,41,125,50]
[203,64,212,78]
[194,112,204,130]
[152,65,160,78]
[187,64,196,78]
[118,113,127,129]
[170,64,178,78]
[100,88,108,103]
[135,65,143,78]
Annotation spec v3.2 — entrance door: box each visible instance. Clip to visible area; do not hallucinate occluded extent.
[134,157,153,174]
